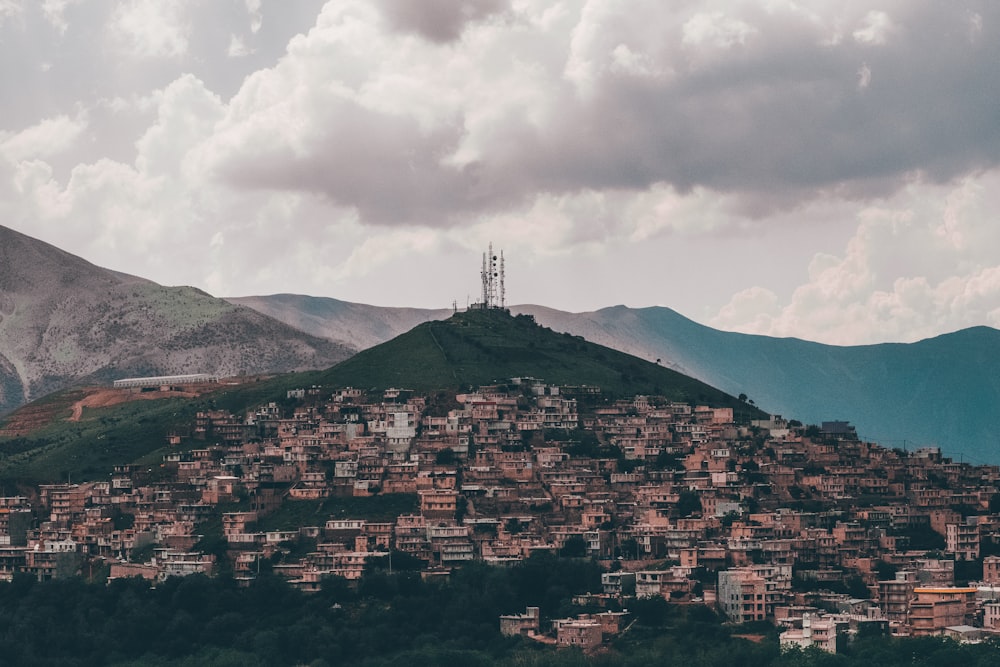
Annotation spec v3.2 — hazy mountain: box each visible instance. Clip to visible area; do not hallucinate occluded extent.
[520,305,1000,463]
[0,226,354,415]
[235,295,1000,463]
[226,293,452,350]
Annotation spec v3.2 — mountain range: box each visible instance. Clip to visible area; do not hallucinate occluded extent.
[3,223,1000,463]
[0,226,352,415]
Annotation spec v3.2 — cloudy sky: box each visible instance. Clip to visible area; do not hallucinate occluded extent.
[2,0,1000,345]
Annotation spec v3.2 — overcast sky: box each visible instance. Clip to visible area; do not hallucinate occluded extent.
[2,0,1000,345]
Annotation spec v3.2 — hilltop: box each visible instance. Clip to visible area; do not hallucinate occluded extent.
[315,308,757,412]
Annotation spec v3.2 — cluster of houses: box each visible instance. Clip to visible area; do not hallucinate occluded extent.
[5,378,1000,650]
[500,605,631,650]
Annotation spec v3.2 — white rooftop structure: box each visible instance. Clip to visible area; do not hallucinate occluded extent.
[113,374,218,389]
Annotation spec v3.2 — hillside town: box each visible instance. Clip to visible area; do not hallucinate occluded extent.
[4,376,1000,651]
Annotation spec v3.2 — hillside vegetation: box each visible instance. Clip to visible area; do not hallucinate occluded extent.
[318,309,754,412]
[0,374,319,484]
[0,309,759,483]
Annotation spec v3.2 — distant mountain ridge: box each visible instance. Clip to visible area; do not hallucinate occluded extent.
[4,221,998,463]
[226,293,453,351]
[515,306,1000,463]
[234,294,1000,463]
[0,226,354,415]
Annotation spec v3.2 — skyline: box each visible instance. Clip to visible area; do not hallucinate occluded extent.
[2,1,1000,346]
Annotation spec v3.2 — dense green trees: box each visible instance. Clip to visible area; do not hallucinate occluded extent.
[0,558,998,666]
[0,555,602,666]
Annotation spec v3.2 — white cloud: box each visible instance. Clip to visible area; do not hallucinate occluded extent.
[109,0,190,58]
[710,171,1000,344]
[245,0,263,33]
[228,34,253,58]
[0,0,21,26]
[682,11,757,49]
[0,114,87,162]
[41,0,82,33]
[856,62,871,89]
[713,287,781,335]
[853,10,893,45]
[135,74,224,177]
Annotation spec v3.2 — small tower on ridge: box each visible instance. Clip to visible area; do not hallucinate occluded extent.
[479,243,505,310]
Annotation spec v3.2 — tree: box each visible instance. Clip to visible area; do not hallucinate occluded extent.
[989,492,1000,514]
[653,450,684,471]
[631,595,671,627]
[435,447,456,465]
[619,538,639,560]
[677,490,702,518]
[560,535,588,558]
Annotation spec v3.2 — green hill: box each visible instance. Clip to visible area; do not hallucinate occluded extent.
[0,373,323,484]
[0,308,761,483]
[316,308,756,409]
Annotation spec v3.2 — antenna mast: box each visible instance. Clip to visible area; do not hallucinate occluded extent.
[481,244,491,308]
[499,250,505,308]
[478,242,505,309]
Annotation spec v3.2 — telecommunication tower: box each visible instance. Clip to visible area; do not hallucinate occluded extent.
[480,242,505,309]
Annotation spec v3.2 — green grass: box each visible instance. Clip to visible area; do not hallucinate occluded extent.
[318,309,759,408]
[0,396,198,483]
[256,494,419,532]
[0,374,324,483]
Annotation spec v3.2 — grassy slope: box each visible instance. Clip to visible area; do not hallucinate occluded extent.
[0,309,761,483]
[318,309,757,411]
[0,374,321,484]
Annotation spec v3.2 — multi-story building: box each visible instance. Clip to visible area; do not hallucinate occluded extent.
[877,570,917,624]
[945,521,980,560]
[908,588,977,636]
[718,568,768,623]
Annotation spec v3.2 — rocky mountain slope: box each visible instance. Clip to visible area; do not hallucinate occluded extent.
[0,226,354,414]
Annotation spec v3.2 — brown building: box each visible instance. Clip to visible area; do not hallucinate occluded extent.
[556,619,603,649]
[908,588,976,636]
[499,606,539,637]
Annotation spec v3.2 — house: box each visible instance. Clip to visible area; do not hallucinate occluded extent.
[779,613,848,653]
[718,565,791,623]
[555,618,602,649]
[499,606,540,637]
[908,588,977,636]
